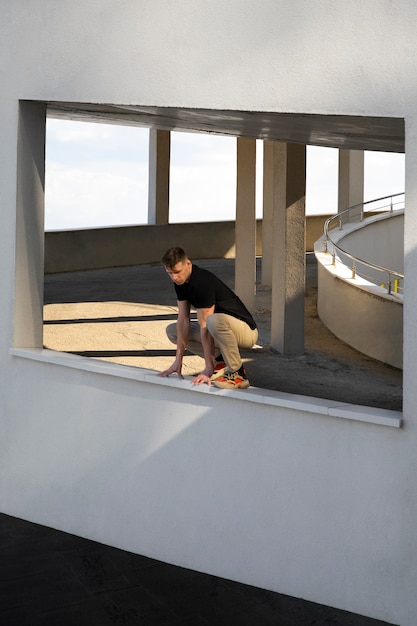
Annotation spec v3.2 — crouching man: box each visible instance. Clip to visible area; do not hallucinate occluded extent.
[158,247,258,389]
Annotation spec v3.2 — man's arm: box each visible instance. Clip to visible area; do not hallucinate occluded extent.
[158,300,191,378]
[191,306,215,385]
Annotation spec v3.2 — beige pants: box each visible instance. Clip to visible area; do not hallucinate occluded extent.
[166,313,258,373]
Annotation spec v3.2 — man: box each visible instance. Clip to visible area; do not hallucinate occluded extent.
[158,247,258,389]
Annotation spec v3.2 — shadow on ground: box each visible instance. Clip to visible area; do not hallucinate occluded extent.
[0,514,396,625]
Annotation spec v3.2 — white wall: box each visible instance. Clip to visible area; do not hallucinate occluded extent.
[2,352,407,622]
[0,1,413,115]
[2,3,417,624]
[341,214,404,275]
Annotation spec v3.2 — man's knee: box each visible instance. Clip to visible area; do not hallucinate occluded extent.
[206,314,232,340]
[206,313,221,335]
[166,322,177,344]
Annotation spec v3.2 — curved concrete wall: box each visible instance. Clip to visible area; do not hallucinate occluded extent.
[316,258,403,368]
[339,213,404,275]
[315,214,403,368]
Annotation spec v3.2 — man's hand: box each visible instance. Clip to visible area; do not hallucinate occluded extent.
[191,366,213,386]
[158,360,183,379]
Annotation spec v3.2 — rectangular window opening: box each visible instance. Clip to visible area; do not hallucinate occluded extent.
[15,102,403,428]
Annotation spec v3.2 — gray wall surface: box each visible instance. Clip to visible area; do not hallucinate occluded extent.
[2,3,416,624]
[44,216,328,273]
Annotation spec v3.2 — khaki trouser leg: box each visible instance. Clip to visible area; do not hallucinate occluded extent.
[206,313,258,372]
[166,314,258,372]
[165,320,206,358]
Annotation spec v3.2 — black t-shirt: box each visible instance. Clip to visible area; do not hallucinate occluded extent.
[174,264,257,330]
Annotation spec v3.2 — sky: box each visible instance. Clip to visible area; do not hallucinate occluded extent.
[44,118,405,231]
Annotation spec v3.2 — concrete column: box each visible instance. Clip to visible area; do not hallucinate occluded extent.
[14,101,46,348]
[261,141,274,287]
[271,143,306,355]
[338,149,364,219]
[395,116,417,624]
[148,129,170,225]
[235,137,256,313]
[403,118,417,419]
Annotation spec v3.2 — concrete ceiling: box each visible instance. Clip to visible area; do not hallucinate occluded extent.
[46,101,405,153]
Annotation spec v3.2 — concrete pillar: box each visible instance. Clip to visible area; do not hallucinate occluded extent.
[403,119,417,418]
[261,141,274,287]
[338,149,364,219]
[396,117,417,625]
[271,143,306,355]
[148,129,170,225]
[235,137,256,313]
[14,101,46,348]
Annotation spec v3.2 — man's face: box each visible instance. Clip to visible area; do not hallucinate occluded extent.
[165,259,192,285]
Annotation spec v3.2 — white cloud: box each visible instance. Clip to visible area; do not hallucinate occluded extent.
[169,162,236,223]
[45,161,148,230]
[169,132,237,223]
[364,152,405,201]
[47,120,100,143]
[45,120,406,230]
[306,146,339,215]
[46,118,149,165]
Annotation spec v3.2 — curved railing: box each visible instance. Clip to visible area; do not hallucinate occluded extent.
[323,192,405,296]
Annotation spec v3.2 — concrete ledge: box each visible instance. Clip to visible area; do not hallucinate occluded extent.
[10,348,403,429]
[315,248,403,303]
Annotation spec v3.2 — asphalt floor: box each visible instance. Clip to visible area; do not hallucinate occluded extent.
[0,513,396,625]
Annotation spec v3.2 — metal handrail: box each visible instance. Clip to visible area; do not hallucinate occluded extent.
[323,193,405,296]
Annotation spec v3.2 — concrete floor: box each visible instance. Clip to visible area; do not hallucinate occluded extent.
[0,513,396,625]
[44,254,402,411]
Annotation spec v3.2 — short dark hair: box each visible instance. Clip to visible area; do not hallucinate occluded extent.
[161,246,188,269]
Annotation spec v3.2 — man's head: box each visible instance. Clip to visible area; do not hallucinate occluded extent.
[161,247,192,285]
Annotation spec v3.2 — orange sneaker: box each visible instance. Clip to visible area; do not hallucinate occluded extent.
[211,360,226,380]
[213,369,249,389]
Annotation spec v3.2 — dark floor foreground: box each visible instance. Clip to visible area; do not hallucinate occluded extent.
[0,514,396,626]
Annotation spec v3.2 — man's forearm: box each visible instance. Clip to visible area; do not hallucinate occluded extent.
[200,326,215,372]
[176,318,190,360]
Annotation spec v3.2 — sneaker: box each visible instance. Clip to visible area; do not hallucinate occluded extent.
[211,360,226,380]
[213,369,250,389]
